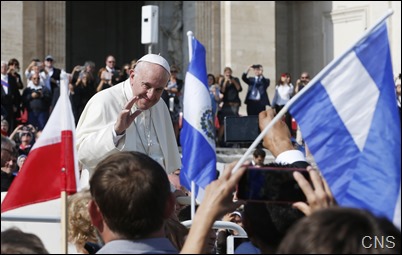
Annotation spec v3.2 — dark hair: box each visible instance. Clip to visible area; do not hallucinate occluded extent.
[165,216,189,250]
[89,151,171,239]
[207,73,216,84]
[8,58,19,67]
[1,227,49,254]
[243,202,304,252]
[277,207,401,254]
[253,148,266,158]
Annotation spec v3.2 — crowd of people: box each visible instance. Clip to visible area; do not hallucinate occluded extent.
[1,53,401,254]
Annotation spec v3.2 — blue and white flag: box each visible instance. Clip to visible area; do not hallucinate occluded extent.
[180,37,217,200]
[289,20,401,228]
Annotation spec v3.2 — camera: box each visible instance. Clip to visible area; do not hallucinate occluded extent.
[21,125,35,133]
[237,166,311,203]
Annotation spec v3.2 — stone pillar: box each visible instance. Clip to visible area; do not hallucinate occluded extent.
[220,2,276,116]
[21,1,45,85]
[195,1,221,77]
[44,1,66,70]
[1,1,23,63]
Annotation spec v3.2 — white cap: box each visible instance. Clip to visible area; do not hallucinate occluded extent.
[136,54,170,74]
[230,211,242,218]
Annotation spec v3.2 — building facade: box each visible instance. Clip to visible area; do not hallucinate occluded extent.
[2,1,400,115]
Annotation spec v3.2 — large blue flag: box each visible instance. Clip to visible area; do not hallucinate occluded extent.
[180,37,217,199]
[289,20,401,227]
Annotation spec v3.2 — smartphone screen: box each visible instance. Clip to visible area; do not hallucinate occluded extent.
[224,116,259,143]
[237,166,310,203]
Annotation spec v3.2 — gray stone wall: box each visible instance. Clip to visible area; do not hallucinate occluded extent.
[2,1,65,85]
[1,1,24,64]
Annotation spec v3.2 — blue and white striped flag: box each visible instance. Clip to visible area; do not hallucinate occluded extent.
[180,37,217,200]
[289,19,401,228]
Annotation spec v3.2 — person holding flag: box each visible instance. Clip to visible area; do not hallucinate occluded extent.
[288,11,401,228]
[1,71,80,253]
[2,71,80,213]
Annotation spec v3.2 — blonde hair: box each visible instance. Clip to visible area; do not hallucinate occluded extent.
[67,189,98,251]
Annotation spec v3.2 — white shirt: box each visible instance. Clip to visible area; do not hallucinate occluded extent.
[275,150,305,164]
[273,83,294,106]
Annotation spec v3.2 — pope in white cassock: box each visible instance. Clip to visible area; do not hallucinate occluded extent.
[76,54,181,175]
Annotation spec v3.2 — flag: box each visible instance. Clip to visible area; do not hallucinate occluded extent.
[288,20,401,227]
[1,75,80,213]
[180,36,217,200]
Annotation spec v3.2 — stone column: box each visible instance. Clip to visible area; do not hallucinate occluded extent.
[220,2,276,116]
[1,1,24,64]
[195,1,221,76]
[44,1,66,70]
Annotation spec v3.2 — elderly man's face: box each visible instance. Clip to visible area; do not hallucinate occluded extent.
[130,62,169,111]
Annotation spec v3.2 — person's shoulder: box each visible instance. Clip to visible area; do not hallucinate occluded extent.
[234,241,261,254]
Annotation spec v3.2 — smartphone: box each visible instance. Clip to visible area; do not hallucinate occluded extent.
[237,166,310,203]
[224,116,259,143]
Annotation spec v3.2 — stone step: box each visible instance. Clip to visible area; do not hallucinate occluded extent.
[179,147,275,164]
[179,147,316,167]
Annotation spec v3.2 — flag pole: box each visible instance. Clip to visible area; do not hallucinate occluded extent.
[60,170,68,254]
[231,9,394,174]
[186,30,197,220]
[59,73,69,254]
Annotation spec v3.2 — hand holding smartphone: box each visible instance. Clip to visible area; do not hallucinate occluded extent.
[237,166,311,203]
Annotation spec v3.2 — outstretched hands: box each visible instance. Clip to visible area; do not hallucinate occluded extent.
[292,166,336,215]
[180,161,247,254]
[114,96,143,135]
[200,161,247,219]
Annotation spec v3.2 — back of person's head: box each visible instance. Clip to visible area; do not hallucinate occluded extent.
[89,151,172,239]
[243,202,304,253]
[68,188,99,252]
[1,227,49,254]
[277,207,401,254]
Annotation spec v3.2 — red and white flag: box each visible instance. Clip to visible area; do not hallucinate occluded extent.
[1,75,80,213]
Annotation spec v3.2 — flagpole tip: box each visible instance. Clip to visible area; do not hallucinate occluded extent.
[187,31,193,37]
